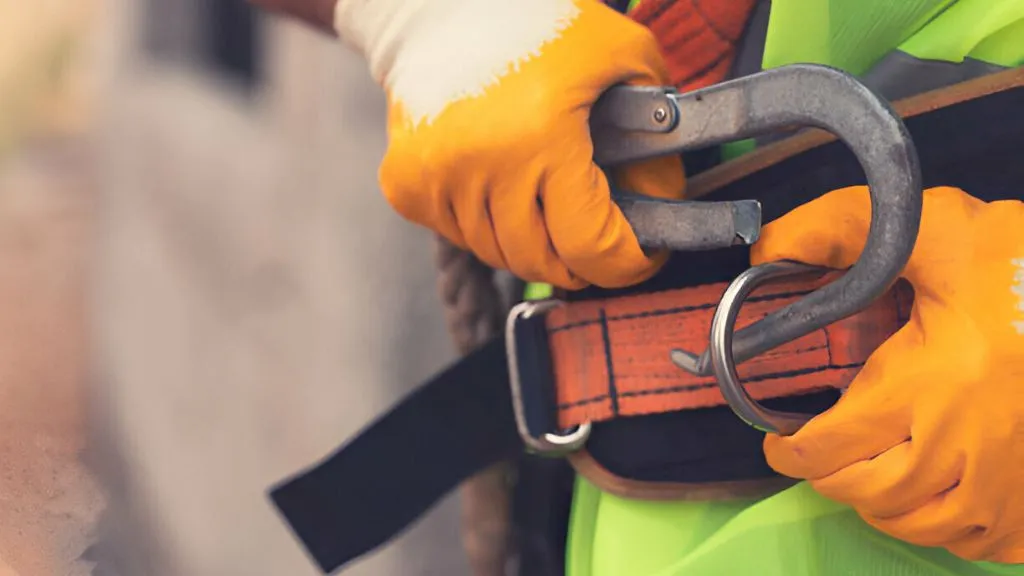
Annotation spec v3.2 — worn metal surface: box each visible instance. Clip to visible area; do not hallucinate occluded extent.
[593,89,765,253]
[506,300,593,456]
[590,85,678,134]
[613,192,761,250]
[691,261,828,435]
[595,65,922,369]
[591,64,923,436]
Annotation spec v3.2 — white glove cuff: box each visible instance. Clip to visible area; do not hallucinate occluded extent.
[333,0,582,124]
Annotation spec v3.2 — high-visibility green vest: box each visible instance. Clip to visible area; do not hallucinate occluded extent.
[565,1,1024,575]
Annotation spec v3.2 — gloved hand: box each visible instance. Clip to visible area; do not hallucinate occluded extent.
[753,186,1024,563]
[334,0,685,289]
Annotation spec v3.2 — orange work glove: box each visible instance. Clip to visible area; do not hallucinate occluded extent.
[333,0,685,289]
[754,186,1024,563]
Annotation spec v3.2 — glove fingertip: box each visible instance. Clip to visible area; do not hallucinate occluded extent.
[762,435,805,478]
[612,155,686,201]
[624,248,671,286]
[750,186,874,268]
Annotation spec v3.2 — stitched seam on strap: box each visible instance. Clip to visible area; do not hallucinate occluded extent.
[548,289,817,333]
[556,361,865,409]
[599,308,620,417]
[823,324,835,365]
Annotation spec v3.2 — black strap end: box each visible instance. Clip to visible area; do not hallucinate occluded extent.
[268,338,522,573]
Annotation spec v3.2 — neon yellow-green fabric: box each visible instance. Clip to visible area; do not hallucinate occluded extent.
[968,17,1024,66]
[762,0,955,74]
[764,0,1024,72]
[897,0,1024,66]
[524,281,554,301]
[568,478,1024,576]
[566,1,1024,575]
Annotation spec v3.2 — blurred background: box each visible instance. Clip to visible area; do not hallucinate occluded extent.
[0,0,470,574]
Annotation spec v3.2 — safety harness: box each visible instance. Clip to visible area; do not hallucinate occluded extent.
[268,68,1023,575]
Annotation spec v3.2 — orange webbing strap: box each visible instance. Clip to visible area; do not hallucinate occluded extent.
[545,272,912,431]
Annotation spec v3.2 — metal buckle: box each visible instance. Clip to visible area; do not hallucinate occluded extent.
[505,300,591,456]
[671,261,828,435]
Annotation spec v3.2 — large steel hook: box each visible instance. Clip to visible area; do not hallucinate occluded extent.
[591,64,923,435]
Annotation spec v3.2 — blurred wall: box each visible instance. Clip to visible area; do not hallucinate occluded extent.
[87,1,469,574]
[0,1,103,575]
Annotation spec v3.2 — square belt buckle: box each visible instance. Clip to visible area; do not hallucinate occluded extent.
[505,300,591,457]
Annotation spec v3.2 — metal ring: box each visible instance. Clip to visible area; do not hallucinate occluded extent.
[597,65,923,368]
[707,261,827,435]
[506,300,592,456]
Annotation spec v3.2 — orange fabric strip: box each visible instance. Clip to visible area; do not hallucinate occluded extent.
[546,273,912,430]
[629,0,759,91]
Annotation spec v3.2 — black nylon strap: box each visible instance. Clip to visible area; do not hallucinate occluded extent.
[269,338,521,573]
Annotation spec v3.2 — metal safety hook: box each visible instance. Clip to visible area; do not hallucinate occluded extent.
[590,64,923,435]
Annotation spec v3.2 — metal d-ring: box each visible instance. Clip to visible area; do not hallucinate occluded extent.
[505,300,592,456]
[703,261,829,435]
